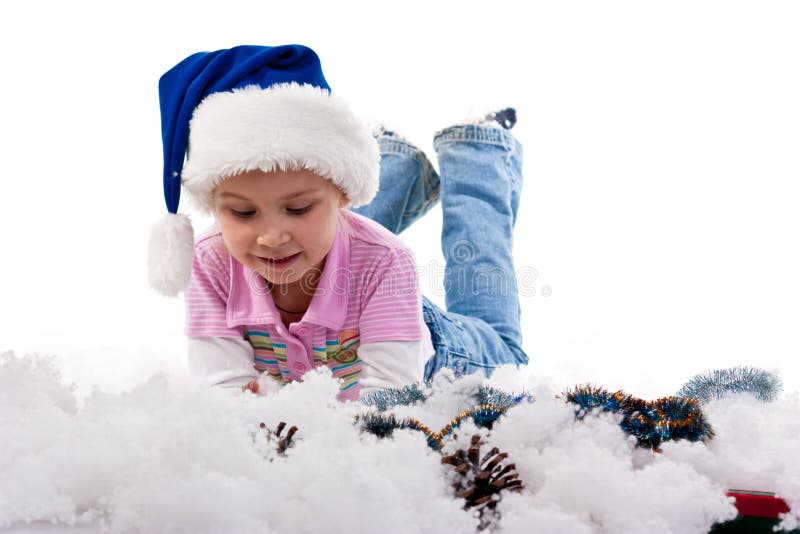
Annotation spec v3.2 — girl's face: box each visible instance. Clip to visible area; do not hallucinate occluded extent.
[213,168,347,289]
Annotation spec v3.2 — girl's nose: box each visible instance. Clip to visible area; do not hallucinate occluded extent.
[256,228,290,248]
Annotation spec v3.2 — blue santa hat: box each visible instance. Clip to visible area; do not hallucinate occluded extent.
[149,44,380,296]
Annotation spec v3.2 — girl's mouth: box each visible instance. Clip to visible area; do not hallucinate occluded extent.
[259,252,301,268]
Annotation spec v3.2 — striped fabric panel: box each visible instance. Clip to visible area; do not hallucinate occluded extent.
[312,346,328,367]
[325,330,362,392]
[338,330,360,350]
[330,360,362,391]
[246,329,363,392]
[271,342,289,376]
[247,330,282,380]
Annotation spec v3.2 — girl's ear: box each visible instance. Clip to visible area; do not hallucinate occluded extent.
[338,189,349,209]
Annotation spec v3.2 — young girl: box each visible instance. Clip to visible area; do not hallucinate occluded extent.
[149,44,528,401]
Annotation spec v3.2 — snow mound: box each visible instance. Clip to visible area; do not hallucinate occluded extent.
[1,352,798,533]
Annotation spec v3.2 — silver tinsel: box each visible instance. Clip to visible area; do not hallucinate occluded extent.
[676,366,782,404]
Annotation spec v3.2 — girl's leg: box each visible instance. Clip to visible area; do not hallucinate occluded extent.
[423,124,528,379]
[352,131,440,235]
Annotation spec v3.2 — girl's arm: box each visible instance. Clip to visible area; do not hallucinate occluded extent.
[187,336,281,395]
[358,340,426,396]
[357,247,432,397]
[187,336,257,388]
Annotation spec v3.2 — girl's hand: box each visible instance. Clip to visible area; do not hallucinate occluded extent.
[242,380,259,394]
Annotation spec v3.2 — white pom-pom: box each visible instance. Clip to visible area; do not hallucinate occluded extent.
[148,212,195,297]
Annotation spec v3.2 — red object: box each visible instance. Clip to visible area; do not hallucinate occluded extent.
[727,490,791,519]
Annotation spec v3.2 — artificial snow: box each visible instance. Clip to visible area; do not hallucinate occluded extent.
[1,351,798,533]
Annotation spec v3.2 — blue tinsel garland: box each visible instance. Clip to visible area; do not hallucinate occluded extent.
[355,367,781,451]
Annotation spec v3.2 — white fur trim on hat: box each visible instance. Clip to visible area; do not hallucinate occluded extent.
[148,212,195,297]
[181,83,380,213]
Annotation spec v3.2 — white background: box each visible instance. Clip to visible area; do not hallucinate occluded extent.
[1,0,798,399]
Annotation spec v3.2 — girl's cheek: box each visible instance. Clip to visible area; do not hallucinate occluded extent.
[229,220,252,242]
[218,214,248,247]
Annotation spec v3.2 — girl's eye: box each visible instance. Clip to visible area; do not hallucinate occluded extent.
[287,204,313,216]
[231,209,256,218]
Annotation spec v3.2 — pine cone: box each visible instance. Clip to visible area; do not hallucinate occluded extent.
[441,434,524,531]
[259,421,299,455]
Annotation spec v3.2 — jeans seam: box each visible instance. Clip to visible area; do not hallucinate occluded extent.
[433,125,517,150]
[504,152,520,195]
[405,196,434,216]
[404,174,440,216]
[466,358,497,370]
[424,164,441,204]
[377,136,422,157]
[401,155,441,217]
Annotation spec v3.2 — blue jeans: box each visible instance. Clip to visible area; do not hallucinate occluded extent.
[353,125,529,380]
